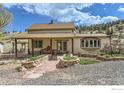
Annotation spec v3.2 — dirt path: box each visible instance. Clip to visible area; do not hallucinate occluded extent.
[23,56,60,79]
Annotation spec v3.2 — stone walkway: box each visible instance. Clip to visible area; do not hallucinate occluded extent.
[23,56,60,79]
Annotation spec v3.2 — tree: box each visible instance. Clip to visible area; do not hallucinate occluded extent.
[106,28,113,55]
[0,4,12,31]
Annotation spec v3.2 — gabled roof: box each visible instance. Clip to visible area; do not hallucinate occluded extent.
[27,22,75,31]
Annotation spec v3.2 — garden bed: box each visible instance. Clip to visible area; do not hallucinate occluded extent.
[56,54,79,68]
[56,54,100,69]
[79,53,124,61]
[96,56,124,61]
[18,55,45,71]
[63,54,77,60]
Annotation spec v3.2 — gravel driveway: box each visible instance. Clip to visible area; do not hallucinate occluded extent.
[0,62,26,85]
[23,61,124,85]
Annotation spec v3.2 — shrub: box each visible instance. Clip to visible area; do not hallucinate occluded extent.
[63,54,77,61]
[28,55,44,61]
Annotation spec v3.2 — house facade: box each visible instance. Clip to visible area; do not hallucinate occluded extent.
[12,22,110,57]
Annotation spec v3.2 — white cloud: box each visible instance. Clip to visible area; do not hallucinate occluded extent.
[3,3,119,25]
[118,7,124,12]
[3,3,17,8]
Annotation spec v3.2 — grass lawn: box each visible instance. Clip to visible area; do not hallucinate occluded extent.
[79,59,99,65]
[63,54,77,61]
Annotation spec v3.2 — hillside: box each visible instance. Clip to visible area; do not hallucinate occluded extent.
[76,20,124,34]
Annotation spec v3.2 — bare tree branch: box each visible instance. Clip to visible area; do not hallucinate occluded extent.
[0,4,12,31]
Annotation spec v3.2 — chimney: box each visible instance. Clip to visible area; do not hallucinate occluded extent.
[49,20,54,24]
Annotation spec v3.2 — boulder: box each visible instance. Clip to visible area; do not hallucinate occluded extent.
[0,62,5,65]
[16,66,27,72]
[21,61,36,69]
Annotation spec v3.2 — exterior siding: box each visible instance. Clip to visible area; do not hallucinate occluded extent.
[29,39,50,52]
[29,38,73,53]
[100,37,110,48]
[29,37,110,54]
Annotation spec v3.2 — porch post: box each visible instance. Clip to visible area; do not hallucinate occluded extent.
[50,38,52,53]
[72,38,74,54]
[14,39,17,58]
[28,39,30,55]
[12,42,14,53]
[31,39,34,56]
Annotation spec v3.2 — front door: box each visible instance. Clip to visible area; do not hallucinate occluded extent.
[57,41,67,52]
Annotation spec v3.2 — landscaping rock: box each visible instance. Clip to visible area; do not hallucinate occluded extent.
[16,66,27,72]
[0,62,5,65]
[0,60,13,65]
[96,56,107,61]
[81,54,98,58]
[21,61,36,69]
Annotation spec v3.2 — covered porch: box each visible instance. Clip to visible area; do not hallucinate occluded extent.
[12,33,74,58]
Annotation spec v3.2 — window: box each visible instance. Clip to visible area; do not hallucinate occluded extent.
[86,40,88,47]
[34,40,43,48]
[94,40,97,47]
[57,41,67,51]
[90,40,93,47]
[81,39,100,48]
[81,40,84,47]
[63,42,67,51]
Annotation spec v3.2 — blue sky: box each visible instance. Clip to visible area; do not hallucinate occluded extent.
[3,3,124,32]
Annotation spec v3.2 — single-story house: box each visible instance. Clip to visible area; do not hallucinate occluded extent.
[11,22,110,58]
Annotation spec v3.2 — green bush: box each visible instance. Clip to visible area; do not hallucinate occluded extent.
[63,54,77,61]
[29,55,44,61]
[105,54,111,58]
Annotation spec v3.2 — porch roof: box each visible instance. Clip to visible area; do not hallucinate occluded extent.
[11,32,108,39]
[11,32,75,39]
[75,34,108,37]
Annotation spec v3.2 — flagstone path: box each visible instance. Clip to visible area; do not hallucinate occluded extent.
[23,56,61,79]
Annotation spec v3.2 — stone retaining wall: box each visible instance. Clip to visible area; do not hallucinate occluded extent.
[80,54,124,61]
[79,54,98,58]
[56,59,79,69]
[0,54,14,59]
[96,56,124,61]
